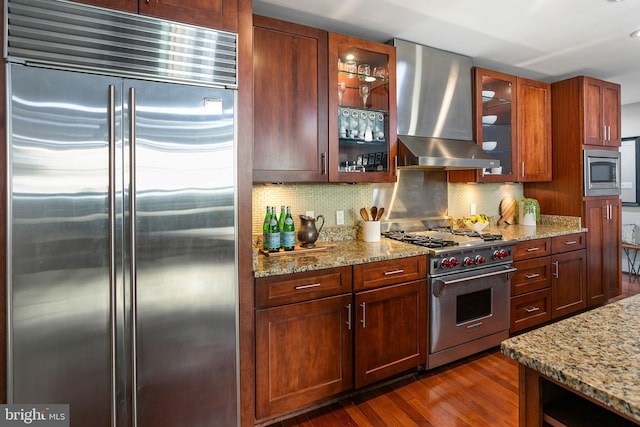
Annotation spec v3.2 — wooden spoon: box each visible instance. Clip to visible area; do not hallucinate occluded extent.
[376,207,384,221]
[360,207,369,221]
[371,206,378,222]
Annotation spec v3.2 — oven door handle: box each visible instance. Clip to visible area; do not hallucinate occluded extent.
[432,266,518,297]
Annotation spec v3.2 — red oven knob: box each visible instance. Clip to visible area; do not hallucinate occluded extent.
[475,255,486,264]
[463,256,475,266]
[493,249,508,259]
[442,257,459,268]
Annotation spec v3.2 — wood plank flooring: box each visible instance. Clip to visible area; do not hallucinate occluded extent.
[266,273,640,427]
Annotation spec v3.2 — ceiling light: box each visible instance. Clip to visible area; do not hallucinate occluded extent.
[631,30,640,38]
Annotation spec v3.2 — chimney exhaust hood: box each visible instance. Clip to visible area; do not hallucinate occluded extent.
[391,39,499,170]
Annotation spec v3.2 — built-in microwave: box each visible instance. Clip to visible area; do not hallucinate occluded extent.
[584,149,621,197]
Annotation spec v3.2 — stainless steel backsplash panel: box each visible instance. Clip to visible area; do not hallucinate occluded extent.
[372,169,449,231]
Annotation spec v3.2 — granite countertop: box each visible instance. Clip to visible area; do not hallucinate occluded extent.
[501,294,640,422]
[254,216,586,278]
[254,239,430,278]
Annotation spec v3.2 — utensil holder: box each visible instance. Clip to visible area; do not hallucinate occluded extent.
[362,221,381,242]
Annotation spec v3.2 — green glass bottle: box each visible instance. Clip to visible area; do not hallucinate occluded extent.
[283,206,295,251]
[267,206,281,252]
[278,205,285,248]
[262,206,271,251]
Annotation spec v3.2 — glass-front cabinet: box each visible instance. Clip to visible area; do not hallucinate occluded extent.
[475,68,517,182]
[328,33,397,183]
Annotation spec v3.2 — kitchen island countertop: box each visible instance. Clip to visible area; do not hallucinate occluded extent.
[501,294,640,423]
[254,219,586,278]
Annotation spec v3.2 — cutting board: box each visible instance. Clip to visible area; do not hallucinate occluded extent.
[259,243,336,257]
[498,196,516,225]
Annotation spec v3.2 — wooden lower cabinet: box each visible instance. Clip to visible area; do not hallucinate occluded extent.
[584,198,621,305]
[255,294,353,419]
[551,249,587,318]
[354,280,426,388]
[510,233,586,333]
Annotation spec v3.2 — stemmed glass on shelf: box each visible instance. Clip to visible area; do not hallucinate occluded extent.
[338,81,346,105]
[359,84,370,108]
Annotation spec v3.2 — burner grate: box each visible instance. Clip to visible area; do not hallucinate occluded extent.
[382,231,458,249]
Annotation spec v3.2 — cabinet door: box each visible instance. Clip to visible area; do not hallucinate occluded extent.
[584,78,604,146]
[68,0,238,31]
[354,280,426,388]
[255,294,352,419]
[602,82,621,146]
[585,198,621,306]
[517,77,552,181]
[140,0,237,32]
[584,78,621,147]
[328,33,397,183]
[253,16,329,182]
[551,249,587,318]
[475,68,517,182]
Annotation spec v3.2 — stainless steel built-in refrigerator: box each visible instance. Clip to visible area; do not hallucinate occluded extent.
[5,1,238,426]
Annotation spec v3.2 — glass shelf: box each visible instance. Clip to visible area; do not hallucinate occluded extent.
[338,70,388,89]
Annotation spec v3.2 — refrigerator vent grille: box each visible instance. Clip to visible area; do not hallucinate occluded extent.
[6,0,237,88]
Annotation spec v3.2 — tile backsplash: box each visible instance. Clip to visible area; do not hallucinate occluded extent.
[252,181,524,234]
[252,183,373,234]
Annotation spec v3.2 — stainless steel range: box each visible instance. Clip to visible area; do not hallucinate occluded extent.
[382,228,517,369]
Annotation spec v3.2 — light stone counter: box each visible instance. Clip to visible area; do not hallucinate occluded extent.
[501,294,640,422]
[253,215,586,278]
[254,239,430,278]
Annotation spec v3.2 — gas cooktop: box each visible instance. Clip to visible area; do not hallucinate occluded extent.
[382,229,517,255]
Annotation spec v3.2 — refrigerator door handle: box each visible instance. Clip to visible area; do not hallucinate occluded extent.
[129,86,139,427]
[108,84,118,427]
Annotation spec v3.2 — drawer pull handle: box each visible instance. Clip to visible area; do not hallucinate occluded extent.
[525,273,540,279]
[467,322,483,331]
[294,283,321,290]
[360,302,366,328]
[346,304,352,330]
[526,247,540,252]
[563,241,578,245]
[384,269,404,276]
[525,306,540,313]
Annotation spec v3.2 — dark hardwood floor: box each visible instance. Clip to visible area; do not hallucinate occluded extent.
[266,273,640,427]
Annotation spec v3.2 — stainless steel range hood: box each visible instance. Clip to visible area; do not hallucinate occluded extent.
[397,135,500,169]
[392,39,499,170]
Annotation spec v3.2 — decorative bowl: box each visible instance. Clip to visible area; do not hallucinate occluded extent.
[482,90,495,100]
[482,141,497,151]
[482,115,497,125]
[465,221,489,232]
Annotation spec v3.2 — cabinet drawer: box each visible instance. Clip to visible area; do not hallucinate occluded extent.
[552,232,586,254]
[353,256,427,291]
[513,238,551,261]
[510,288,552,333]
[512,257,551,296]
[255,266,352,308]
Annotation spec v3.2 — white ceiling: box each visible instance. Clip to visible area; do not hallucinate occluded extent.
[253,0,640,105]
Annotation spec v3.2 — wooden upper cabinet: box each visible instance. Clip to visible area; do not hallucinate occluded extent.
[252,16,329,182]
[584,77,621,147]
[474,68,518,183]
[69,0,238,31]
[140,0,237,32]
[450,68,551,183]
[328,33,397,183]
[517,77,552,181]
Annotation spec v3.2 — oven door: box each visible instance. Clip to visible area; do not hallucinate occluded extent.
[430,264,516,354]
